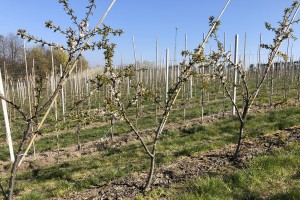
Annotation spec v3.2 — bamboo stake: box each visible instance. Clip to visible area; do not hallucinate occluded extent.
[175,27,179,81]
[60,64,65,122]
[10,80,16,121]
[155,36,158,124]
[132,36,139,129]
[0,65,14,162]
[23,40,32,116]
[243,32,246,70]
[256,33,262,88]
[165,49,169,104]
[31,59,36,159]
[222,32,227,118]
[3,64,12,125]
[23,40,36,158]
[183,34,187,121]
[284,39,290,99]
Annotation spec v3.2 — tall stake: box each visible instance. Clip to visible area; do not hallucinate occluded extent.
[155,36,158,124]
[24,40,35,157]
[60,64,66,122]
[0,65,14,162]
[284,39,290,100]
[132,36,138,80]
[222,32,227,117]
[183,34,187,121]
[232,34,239,115]
[201,33,205,122]
[23,40,32,116]
[257,33,262,88]
[132,36,139,129]
[174,26,179,82]
[165,49,169,104]
[190,70,193,98]
[269,63,274,105]
[243,32,246,69]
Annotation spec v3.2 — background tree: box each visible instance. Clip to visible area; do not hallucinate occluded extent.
[0,35,8,63]
[0,33,24,77]
[0,34,88,78]
[26,46,50,77]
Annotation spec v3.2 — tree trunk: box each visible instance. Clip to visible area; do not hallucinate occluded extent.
[7,163,18,200]
[143,155,155,191]
[232,120,245,160]
[7,122,31,199]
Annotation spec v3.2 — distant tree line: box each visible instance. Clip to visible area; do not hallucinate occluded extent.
[0,33,89,79]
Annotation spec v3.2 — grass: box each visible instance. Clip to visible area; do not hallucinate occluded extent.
[0,105,298,199]
[0,93,230,161]
[0,85,296,162]
[147,142,300,200]
[13,144,149,199]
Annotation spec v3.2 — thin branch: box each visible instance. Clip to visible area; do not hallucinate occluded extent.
[119,102,153,158]
[222,82,244,122]
[0,94,27,121]
[59,0,80,27]
[32,87,99,134]
[152,87,182,149]
[82,0,96,25]
[196,0,231,54]
[227,59,250,100]
[154,97,165,110]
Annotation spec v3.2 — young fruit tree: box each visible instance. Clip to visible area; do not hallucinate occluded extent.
[0,0,122,199]
[210,0,300,160]
[93,0,232,191]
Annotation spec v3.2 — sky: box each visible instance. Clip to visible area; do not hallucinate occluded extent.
[0,0,299,67]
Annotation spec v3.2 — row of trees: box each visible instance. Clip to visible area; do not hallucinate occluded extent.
[0,0,299,199]
[0,33,89,78]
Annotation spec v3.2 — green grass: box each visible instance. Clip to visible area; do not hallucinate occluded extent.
[145,142,300,200]
[0,84,296,162]
[0,106,297,199]
[0,93,230,162]
[12,144,149,199]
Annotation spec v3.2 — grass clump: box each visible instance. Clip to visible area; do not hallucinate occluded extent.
[20,192,43,200]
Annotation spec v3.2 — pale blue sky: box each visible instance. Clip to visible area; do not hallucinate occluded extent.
[0,0,299,67]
